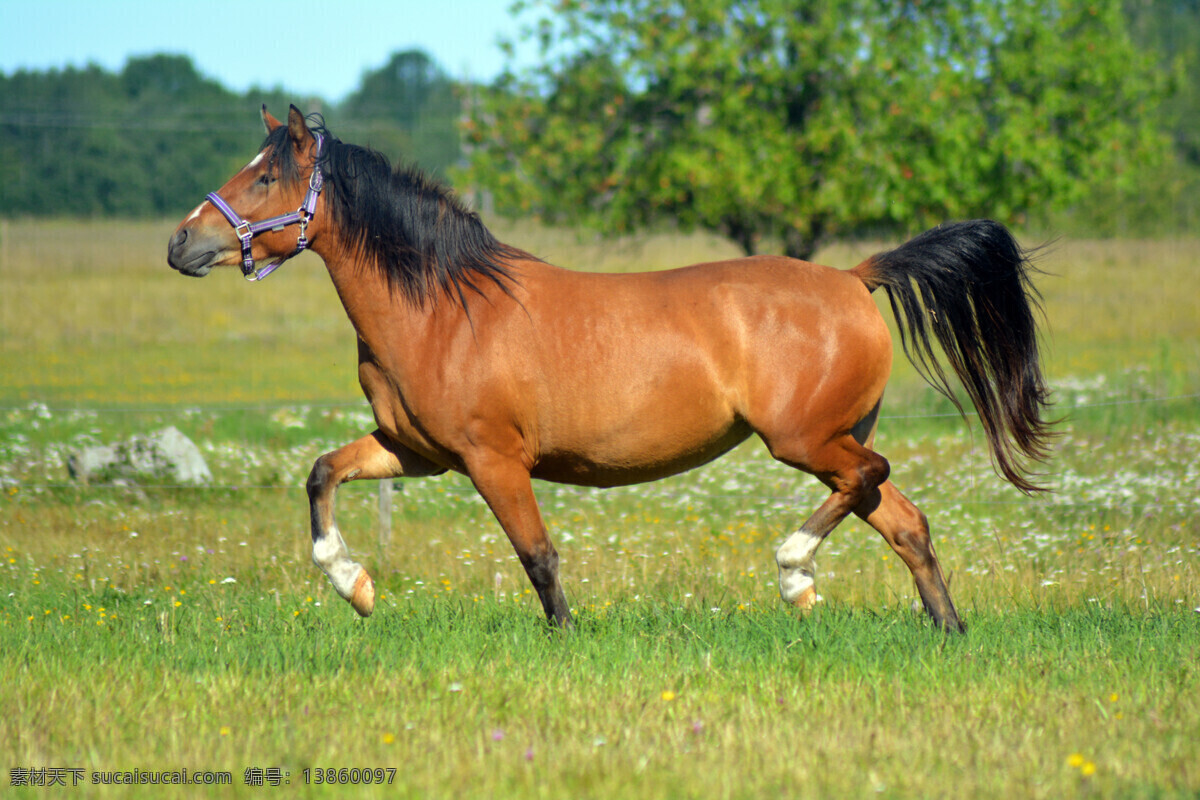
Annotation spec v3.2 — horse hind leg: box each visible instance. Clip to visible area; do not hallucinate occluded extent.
[306,430,445,617]
[770,434,891,611]
[854,481,965,632]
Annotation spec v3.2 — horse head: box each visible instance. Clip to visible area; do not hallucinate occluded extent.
[168,105,324,280]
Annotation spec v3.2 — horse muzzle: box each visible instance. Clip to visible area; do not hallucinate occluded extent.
[167,227,222,277]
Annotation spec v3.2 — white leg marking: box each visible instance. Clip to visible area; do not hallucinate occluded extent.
[776,529,824,606]
[312,524,364,600]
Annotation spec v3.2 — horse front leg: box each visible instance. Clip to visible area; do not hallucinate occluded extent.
[466,455,573,629]
[306,430,445,617]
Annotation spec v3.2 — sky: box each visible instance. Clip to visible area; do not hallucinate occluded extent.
[0,0,535,102]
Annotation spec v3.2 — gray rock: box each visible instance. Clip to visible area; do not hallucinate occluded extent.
[67,443,121,482]
[68,427,211,486]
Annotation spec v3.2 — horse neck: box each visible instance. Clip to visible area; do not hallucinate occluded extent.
[309,229,506,380]
[312,235,431,348]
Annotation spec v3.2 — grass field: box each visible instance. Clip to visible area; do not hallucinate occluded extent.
[1,218,1198,798]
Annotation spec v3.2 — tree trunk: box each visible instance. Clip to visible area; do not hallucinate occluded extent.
[782,219,825,262]
[722,217,759,256]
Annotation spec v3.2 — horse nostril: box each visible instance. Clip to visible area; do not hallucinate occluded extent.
[174,229,189,248]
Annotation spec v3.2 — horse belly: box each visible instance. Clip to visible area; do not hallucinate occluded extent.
[530,419,751,487]
[528,361,752,487]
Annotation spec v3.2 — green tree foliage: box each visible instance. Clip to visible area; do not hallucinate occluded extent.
[1125,0,1200,165]
[1098,0,1200,233]
[462,0,1173,258]
[338,50,462,177]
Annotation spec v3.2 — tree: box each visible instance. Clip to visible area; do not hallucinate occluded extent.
[462,0,1173,259]
[0,55,315,217]
[339,50,462,176]
[1125,0,1200,164]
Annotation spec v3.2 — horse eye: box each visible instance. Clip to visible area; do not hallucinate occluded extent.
[256,174,275,187]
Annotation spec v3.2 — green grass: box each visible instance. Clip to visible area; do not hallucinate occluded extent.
[3,582,1198,799]
[1,218,1199,798]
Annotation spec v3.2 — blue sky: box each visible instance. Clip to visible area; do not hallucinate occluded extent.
[0,0,535,101]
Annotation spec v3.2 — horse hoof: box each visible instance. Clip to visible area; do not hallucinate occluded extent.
[350,570,375,617]
[792,586,820,612]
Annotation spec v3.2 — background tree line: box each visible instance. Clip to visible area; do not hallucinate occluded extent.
[0,50,459,217]
[1,0,1197,248]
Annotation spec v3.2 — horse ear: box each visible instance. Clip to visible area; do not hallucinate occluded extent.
[287,104,313,151]
[262,105,283,133]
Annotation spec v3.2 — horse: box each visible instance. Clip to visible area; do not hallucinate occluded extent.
[168,105,1054,633]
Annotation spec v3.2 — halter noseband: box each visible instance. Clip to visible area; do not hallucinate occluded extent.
[205,132,325,282]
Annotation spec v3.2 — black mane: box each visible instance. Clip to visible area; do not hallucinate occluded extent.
[262,118,524,307]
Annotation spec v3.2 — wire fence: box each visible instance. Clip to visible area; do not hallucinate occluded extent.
[3,390,1197,418]
[3,389,1197,522]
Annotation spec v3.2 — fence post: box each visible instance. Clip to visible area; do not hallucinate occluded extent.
[377,480,393,549]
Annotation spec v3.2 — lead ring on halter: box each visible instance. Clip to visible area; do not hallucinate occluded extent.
[205,132,325,282]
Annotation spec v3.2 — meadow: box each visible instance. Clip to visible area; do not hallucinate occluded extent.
[1,218,1198,798]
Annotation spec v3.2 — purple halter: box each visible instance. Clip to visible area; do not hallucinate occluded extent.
[205,132,325,281]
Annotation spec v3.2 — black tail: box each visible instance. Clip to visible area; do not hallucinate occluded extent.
[854,220,1055,493]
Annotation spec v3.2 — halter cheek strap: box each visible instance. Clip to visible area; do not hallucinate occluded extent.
[205,132,325,282]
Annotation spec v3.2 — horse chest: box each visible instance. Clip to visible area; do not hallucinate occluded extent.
[354,351,456,466]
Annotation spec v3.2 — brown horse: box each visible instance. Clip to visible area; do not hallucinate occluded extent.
[168,106,1054,633]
